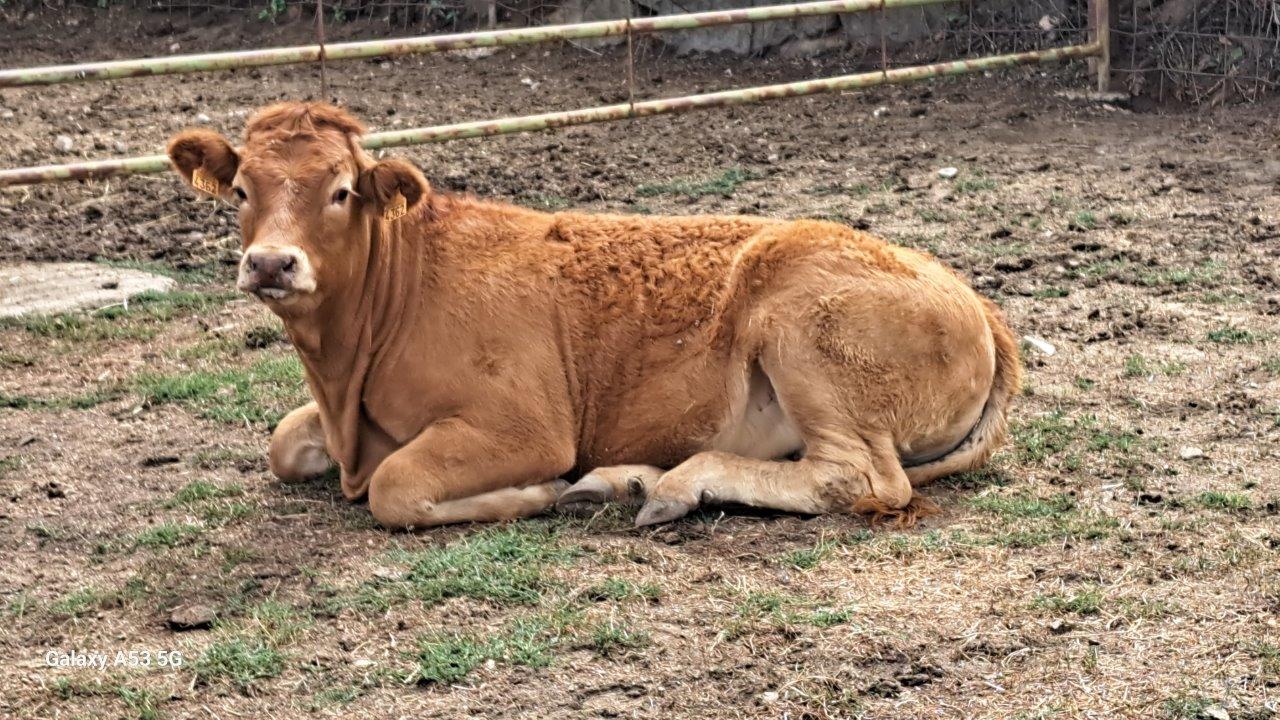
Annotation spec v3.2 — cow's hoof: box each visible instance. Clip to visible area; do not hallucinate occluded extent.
[556,475,613,516]
[634,497,695,527]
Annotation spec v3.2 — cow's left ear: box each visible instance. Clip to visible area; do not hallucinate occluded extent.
[167,129,240,198]
[357,158,430,221]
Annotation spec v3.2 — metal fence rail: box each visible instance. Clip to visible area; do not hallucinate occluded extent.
[0,43,1101,187]
[1,0,944,88]
[0,0,1110,187]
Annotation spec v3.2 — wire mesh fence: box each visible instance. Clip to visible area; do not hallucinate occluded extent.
[1112,0,1280,105]
[2,0,1277,103]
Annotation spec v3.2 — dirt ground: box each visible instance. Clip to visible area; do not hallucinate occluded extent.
[1,7,1279,720]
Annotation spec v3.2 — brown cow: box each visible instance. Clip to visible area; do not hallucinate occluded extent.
[167,102,1020,529]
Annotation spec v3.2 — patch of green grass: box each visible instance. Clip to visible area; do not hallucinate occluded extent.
[27,521,66,541]
[0,387,123,411]
[584,578,662,603]
[1087,424,1141,454]
[1032,587,1103,616]
[971,493,1075,519]
[222,547,261,571]
[1194,491,1252,512]
[169,480,245,506]
[1011,411,1145,471]
[1263,357,1280,376]
[953,174,998,194]
[1070,210,1098,230]
[407,632,489,685]
[806,606,856,628]
[359,525,576,611]
[134,354,307,425]
[193,637,286,690]
[916,207,951,224]
[1124,354,1187,378]
[201,501,257,526]
[97,258,219,285]
[1137,261,1224,288]
[1074,377,1097,390]
[1161,695,1214,719]
[1124,354,1151,378]
[5,591,35,619]
[636,168,758,199]
[1246,641,1280,677]
[723,590,855,638]
[1072,259,1131,280]
[1,290,233,343]
[50,586,112,617]
[131,522,203,549]
[1193,290,1254,305]
[1206,324,1263,345]
[190,447,262,470]
[0,352,35,368]
[1115,597,1175,621]
[589,618,650,658]
[311,684,364,708]
[989,511,1118,549]
[0,454,21,477]
[51,676,103,700]
[526,194,572,211]
[779,537,839,570]
[407,607,578,684]
[243,600,311,645]
[978,242,1031,259]
[53,677,162,718]
[118,685,165,720]
[1011,411,1076,465]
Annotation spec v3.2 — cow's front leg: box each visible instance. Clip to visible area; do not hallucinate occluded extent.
[268,402,332,482]
[367,416,575,529]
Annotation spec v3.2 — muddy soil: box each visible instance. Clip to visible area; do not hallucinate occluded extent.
[1,7,1279,720]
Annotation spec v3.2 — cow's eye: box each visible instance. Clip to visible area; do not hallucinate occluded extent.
[332,188,350,204]
[232,186,248,202]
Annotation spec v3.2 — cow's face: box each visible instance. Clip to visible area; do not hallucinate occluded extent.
[167,103,428,316]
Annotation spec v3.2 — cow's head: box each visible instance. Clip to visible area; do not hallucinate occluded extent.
[167,103,429,315]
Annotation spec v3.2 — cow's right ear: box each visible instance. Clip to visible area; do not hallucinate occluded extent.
[357,158,431,222]
[167,129,239,198]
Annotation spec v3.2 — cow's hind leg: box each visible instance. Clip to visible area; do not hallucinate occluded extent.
[635,435,921,527]
[269,402,332,482]
[556,464,663,515]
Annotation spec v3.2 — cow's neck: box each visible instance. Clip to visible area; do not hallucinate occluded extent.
[283,214,428,498]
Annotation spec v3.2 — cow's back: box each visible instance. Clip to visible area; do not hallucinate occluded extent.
[551,212,779,337]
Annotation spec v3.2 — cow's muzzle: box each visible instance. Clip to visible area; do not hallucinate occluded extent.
[237,247,315,300]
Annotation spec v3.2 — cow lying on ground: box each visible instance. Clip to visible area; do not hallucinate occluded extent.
[167,102,1020,529]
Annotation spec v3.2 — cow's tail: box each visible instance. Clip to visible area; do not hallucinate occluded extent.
[904,297,1022,486]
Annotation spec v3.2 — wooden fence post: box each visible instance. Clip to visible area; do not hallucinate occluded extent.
[1088,0,1112,92]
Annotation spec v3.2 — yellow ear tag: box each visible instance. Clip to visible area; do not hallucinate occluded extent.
[191,167,222,195]
[383,193,408,222]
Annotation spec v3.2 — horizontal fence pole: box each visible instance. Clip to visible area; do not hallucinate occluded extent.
[1,0,948,88]
[0,43,1099,187]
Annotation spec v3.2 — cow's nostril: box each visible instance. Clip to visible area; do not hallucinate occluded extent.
[282,256,297,273]
[248,256,260,272]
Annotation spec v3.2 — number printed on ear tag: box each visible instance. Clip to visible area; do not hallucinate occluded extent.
[191,167,222,195]
[383,193,408,222]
